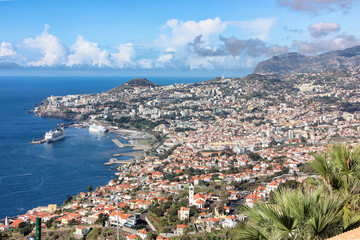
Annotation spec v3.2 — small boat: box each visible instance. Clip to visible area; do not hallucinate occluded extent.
[89,124,107,133]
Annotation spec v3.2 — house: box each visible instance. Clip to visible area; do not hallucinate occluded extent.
[245,194,262,208]
[198,212,209,219]
[178,207,190,220]
[109,212,131,226]
[137,229,148,239]
[266,181,279,194]
[126,234,139,240]
[74,227,91,237]
[176,224,189,235]
[125,214,140,228]
[204,217,220,229]
[222,216,237,228]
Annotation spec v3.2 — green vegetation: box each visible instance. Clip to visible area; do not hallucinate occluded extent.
[86,184,93,192]
[236,144,360,240]
[18,222,34,236]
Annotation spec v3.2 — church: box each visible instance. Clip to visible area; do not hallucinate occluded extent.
[188,183,207,208]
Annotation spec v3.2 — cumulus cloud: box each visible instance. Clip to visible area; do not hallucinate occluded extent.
[159,17,227,47]
[187,35,288,59]
[0,42,25,67]
[137,59,153,69]
[158,17,278,51]
[219,35,288,57]
[293,33,360,54]
[188,35,226,57]
[0,42,17,57]
[278,0,356,13]
[308,22,340,38]
[186,55,254,70]
[229,17,277,41]
[67,35,111,67]
[155,53,174,68]
[110,43,135,68]
[21,25,66,67]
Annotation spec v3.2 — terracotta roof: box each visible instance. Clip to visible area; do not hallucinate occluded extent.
[127,234,139,239]
[177,224,189,228]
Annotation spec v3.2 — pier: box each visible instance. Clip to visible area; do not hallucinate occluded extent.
[111,139,134,149]
[104,158,134,165]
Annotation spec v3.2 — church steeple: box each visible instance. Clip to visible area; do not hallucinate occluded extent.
[189,183,194,205]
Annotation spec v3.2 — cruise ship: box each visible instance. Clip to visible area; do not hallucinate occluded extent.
[45,125,65,143]
[89,124,107,133]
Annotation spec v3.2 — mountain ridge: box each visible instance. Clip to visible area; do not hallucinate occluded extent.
[254,45,360,75]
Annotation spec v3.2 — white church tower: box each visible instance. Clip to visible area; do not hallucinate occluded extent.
[189,183,194,205]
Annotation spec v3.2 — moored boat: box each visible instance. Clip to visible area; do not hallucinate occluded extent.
[89,124,107,133]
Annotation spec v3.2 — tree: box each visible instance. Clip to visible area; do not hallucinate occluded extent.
[238,144,360,240]
[0,231,10,239]
[308,144,360,229]
[147,231,158,240]
[278,180,298,190]
[86,184,93,192]
[310,144,360,194]
[18,222,34,236]
[237,188,354,240]
[45,218,54,229]
[96,213,107,227]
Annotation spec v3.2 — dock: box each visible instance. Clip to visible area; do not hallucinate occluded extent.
[112,139,134,149]
[104,158,134,165]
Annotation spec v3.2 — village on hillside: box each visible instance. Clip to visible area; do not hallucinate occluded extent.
[2,67,360,239]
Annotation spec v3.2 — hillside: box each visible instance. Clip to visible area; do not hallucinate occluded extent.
[106,78,157,93]
[254,45,360,75]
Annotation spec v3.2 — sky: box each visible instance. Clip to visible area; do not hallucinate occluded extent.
[0,0,360,77]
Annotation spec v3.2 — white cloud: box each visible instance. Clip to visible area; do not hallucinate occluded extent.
[186,55,252,70]
[67,35,111,67]
[230,17,277,41]
[137,59,153,69]
[159,17,227,47]
[308,22,340,38]
[155,53,173,68]
[21,25,66,67]
[0,42,17,57]
[111,43,135,68]
[293,33,359,54]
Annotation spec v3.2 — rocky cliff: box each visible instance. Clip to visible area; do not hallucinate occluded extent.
[254,45,360,75]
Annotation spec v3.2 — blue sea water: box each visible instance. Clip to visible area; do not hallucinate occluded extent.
[0,76,208,219]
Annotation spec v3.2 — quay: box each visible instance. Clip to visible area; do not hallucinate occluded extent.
[112,139,134,149]
[104,158,134,165]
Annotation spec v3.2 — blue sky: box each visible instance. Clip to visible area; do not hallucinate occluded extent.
[0,0,360,76]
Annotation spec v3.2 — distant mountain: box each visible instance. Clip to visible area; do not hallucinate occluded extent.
[254,45,360,75]
[107,78,157,93]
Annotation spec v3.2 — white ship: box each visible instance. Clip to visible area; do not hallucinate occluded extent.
[45,126,65,143]
[89,124,107,133]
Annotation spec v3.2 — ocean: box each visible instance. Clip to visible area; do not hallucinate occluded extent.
[0,76,209,219]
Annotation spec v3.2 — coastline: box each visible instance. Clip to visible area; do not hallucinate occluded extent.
[2,123,154,220]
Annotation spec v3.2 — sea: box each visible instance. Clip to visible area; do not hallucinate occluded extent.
[0,76,209,219]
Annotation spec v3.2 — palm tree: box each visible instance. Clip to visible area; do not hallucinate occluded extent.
[236,188,350,240]
[236,144,360,240]
[310,144,360,194]
[310,144,360,229]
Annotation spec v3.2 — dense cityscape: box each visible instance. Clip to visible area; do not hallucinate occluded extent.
[2,65,360,239]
